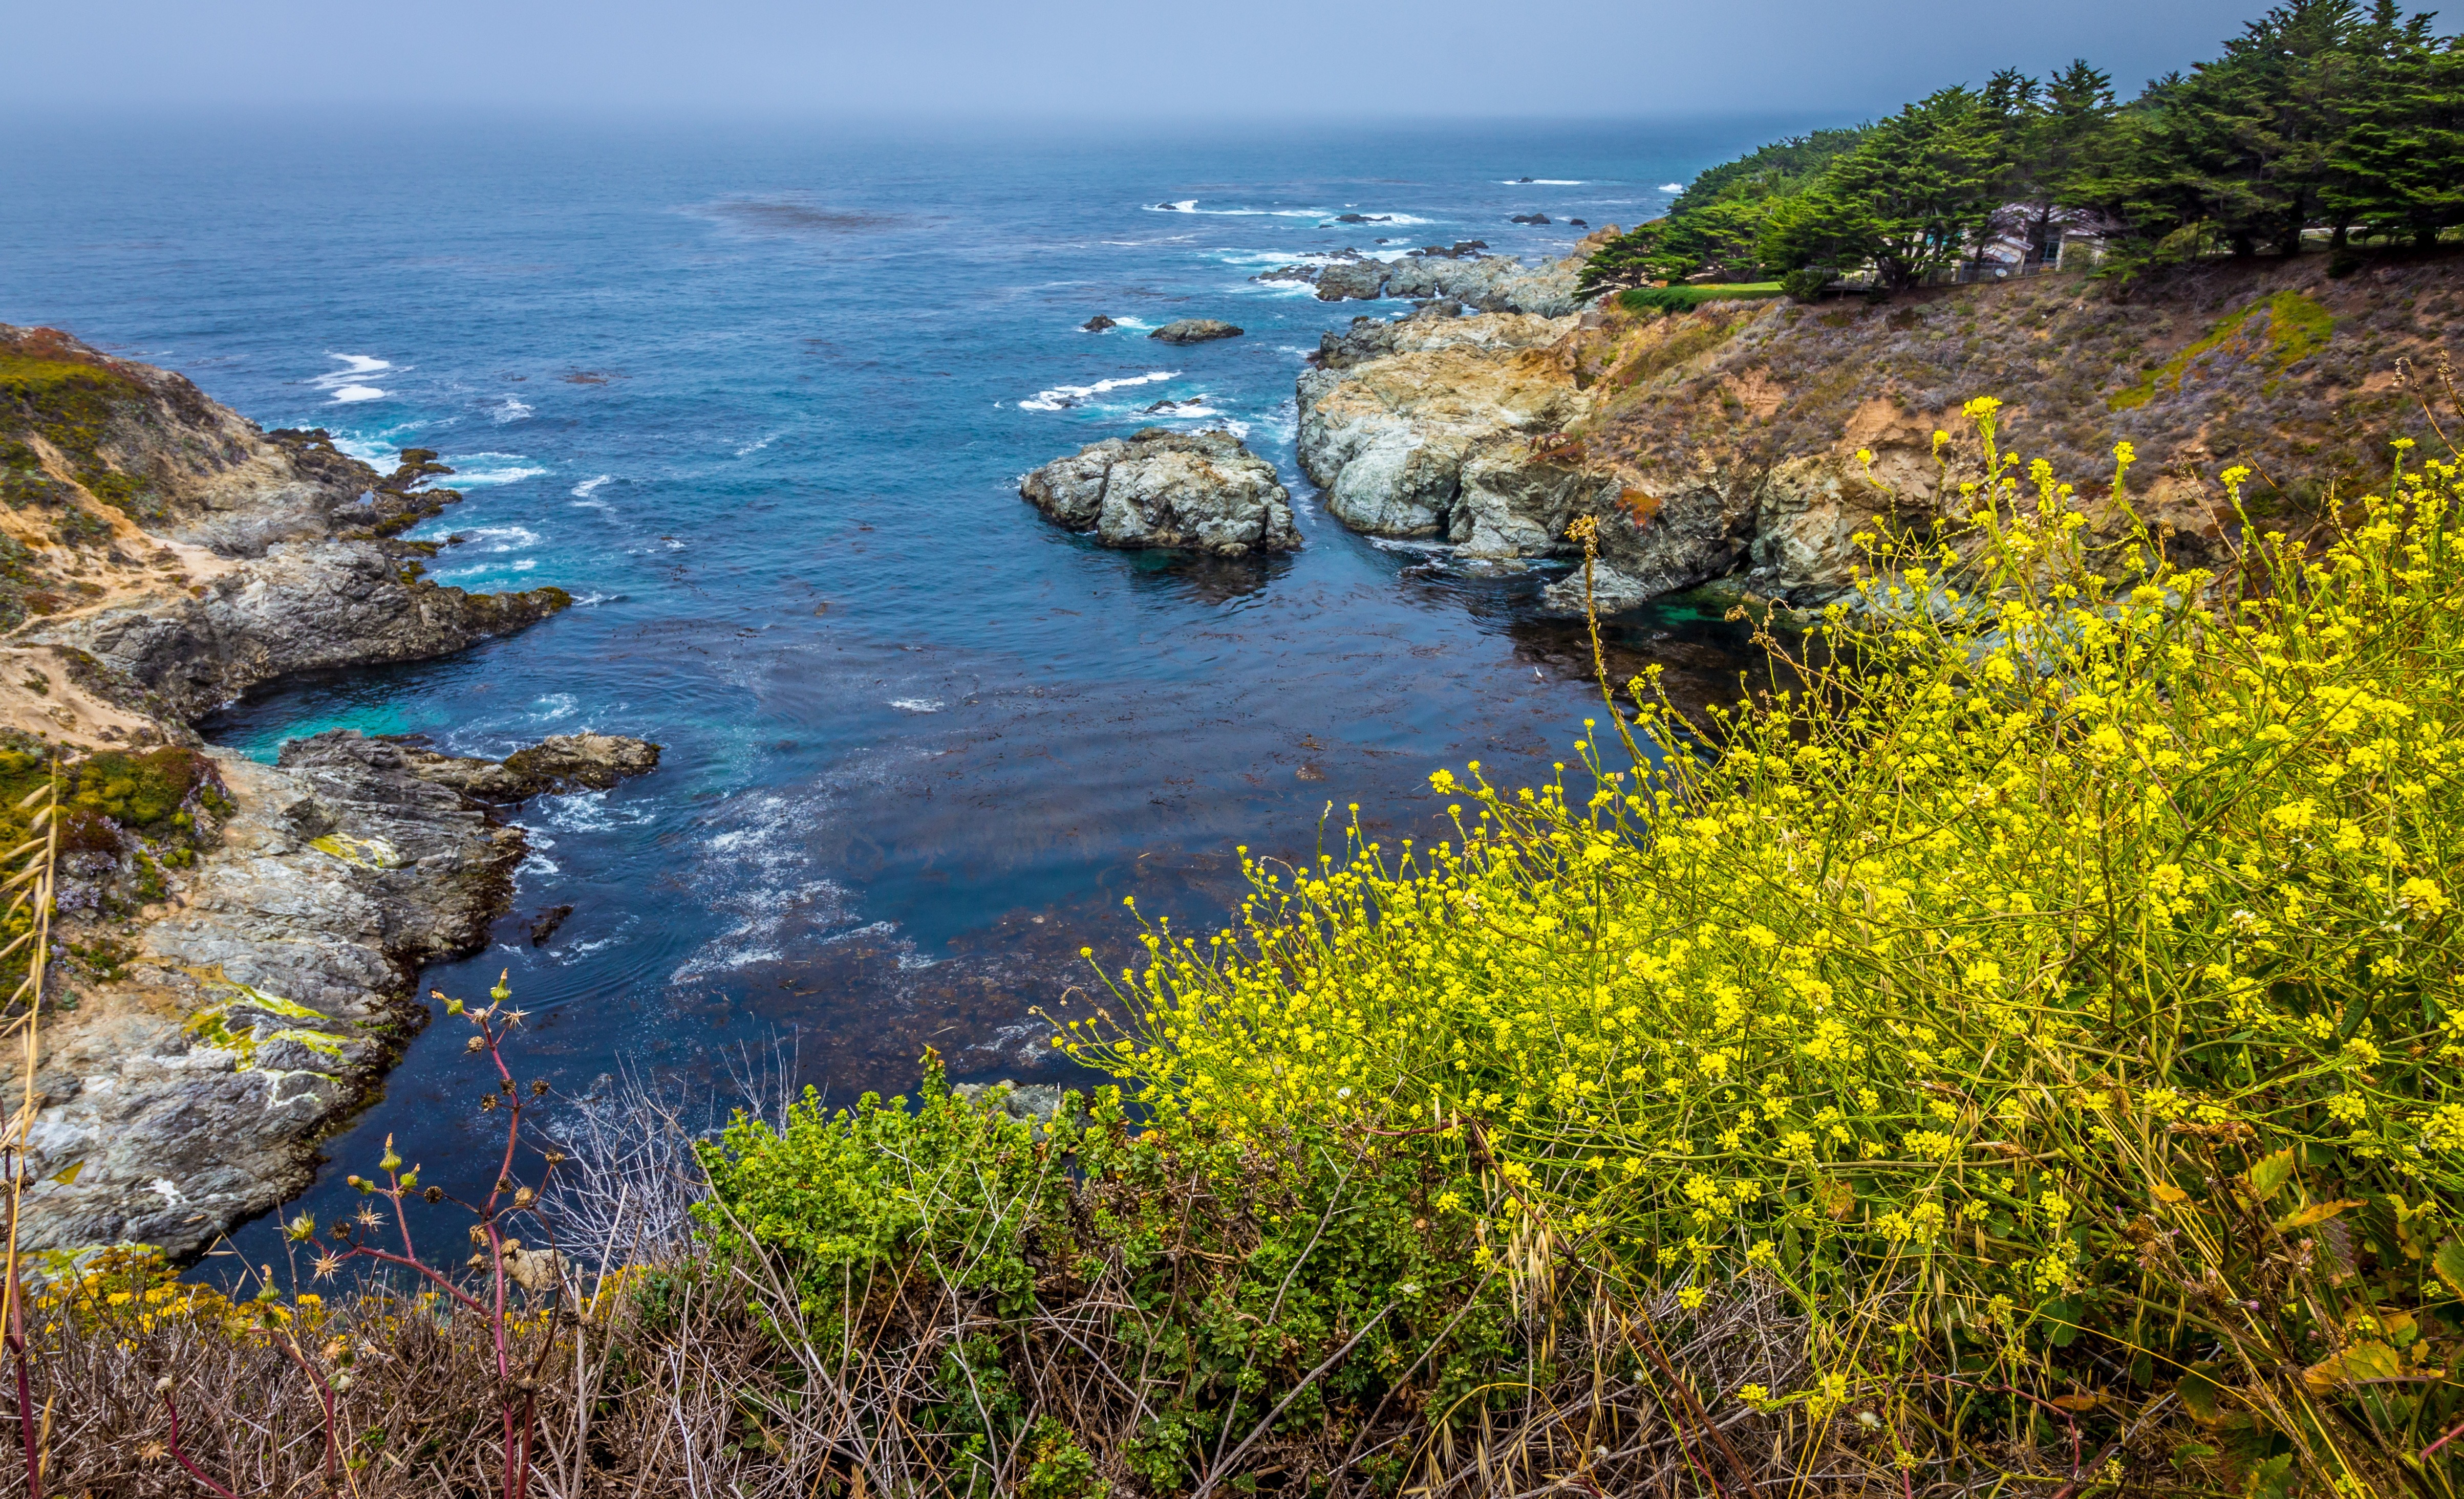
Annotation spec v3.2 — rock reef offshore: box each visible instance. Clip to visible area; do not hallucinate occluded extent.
[0,324,656,1256]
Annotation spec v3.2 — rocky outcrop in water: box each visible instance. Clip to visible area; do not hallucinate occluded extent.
[394,731,663,801]
[1023,428,1299,555]
[1148,319,1244,344]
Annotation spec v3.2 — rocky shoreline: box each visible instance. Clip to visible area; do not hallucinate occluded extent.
[1276,242,2458,615]
[0,324,656,1257]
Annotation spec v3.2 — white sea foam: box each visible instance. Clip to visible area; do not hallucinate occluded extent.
[1145,201,1328,218]
[493,396,533,423]
[890,698,944,713]
[314,353,397,404]
[331,422,442,467]
[536,789,653,833]
[1499,179,1585,185]
[670,789,863,982]
[531,692,578,722]
[572,474,612,498]
[442,454,549,487]
[736,432,781,458]
[456,525,541,553]
[1659,182,1684,192]
[1019,370,1179,412]
[1317,212,1434,227]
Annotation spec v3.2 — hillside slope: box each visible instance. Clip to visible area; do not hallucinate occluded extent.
[1297,251,2464,611]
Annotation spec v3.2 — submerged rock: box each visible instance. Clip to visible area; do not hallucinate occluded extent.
[387,731,662,802]
[1022,428,1299,555]
[1081,314,1118,332]
[1148,318,1245,344]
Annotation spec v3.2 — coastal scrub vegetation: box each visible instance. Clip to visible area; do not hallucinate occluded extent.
[16,398,2464,1494]
[1580,0,2464,296]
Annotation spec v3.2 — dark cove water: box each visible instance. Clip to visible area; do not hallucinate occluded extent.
[1,114,1790,1267]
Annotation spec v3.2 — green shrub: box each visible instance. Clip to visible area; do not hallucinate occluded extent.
[696,1055,1515,1493]
[1617,282,1787,314]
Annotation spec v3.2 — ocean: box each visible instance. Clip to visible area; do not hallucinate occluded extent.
[1,113,1792,1262]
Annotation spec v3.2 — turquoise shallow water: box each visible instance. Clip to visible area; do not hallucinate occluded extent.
[0,113,1790,1255]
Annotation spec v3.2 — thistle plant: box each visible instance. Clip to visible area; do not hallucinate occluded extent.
[164,971,569,1499]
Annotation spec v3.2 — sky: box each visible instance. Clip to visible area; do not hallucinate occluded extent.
[11,0,2335,120]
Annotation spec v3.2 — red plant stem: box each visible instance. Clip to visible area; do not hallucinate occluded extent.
[160,1391,239,1499]
[2422,1411,2464,1464]
[346,1243,485,1315]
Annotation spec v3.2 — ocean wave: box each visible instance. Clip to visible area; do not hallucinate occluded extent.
[1498,179,1585,185]
[1659,183,1684,193]
[669,788,863,982]
[570,474,613,509]
[736,432,782,458]
[535,789,653,833]
[440,453,549,487]
[1018,370,1179,412]
[454,525,541,553]
[313,353,397,405]
[331,422,442,468]
[493,396,533,423]
[1145,201,1327,218]
[1317,212,1434,227]
[531,691,578,722]
[890,698,944,713]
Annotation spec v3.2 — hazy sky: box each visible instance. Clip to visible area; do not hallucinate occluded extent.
[13,0,2362,119]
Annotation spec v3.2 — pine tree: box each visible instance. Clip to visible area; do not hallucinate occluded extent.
[1764,87,2016,289]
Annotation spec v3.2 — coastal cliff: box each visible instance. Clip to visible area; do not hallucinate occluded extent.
[1297,251,2464,611]
[0,325,644,1257]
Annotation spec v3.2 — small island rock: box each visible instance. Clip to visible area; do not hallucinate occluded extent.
[1022,428,1299,555]
[1148,319,1244,344]
[1081,315,1118,332]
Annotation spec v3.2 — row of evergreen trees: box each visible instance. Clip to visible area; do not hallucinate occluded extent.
[1579,0,2464,295]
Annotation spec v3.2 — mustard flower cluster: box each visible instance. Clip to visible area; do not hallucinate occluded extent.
[1068,404,2464,1344]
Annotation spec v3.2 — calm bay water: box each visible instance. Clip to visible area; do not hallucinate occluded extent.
[0,113,1789,1257]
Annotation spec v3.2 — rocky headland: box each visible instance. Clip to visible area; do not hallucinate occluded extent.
[0,323,655,1257]
[1292,248,2464,612]
[1023,428,1298,555]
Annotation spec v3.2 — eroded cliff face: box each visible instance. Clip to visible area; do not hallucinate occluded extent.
[0,326,636,1258]
[2,325,569,721]
[1295,252,2464,612]
[1297,309,1617,555]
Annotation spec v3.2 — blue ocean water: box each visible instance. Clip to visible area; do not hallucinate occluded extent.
[1,114,1790,1255]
